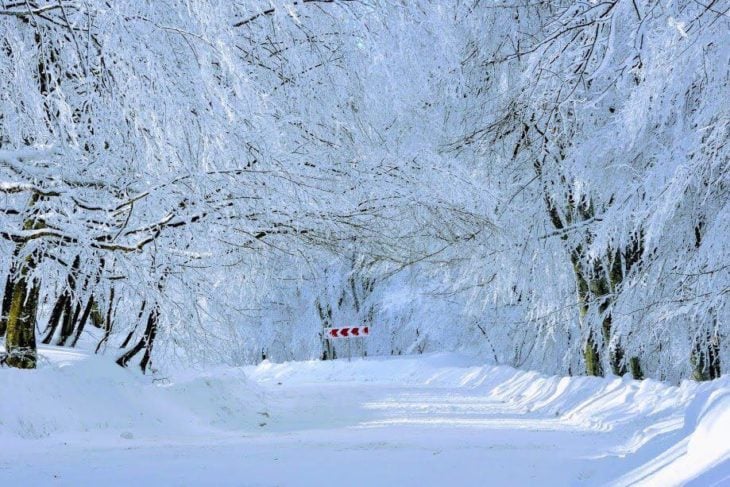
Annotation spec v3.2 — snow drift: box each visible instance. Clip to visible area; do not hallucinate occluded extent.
[0,347,266,446]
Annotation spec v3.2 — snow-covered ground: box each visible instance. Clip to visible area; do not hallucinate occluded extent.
[1,348,728,486]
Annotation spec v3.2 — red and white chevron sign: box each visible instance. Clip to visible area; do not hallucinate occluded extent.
[325,326,369,338]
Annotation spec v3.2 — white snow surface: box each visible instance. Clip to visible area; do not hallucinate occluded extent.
[1,347,728,486]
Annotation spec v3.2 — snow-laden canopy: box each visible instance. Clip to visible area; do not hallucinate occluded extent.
[0,0,727,382]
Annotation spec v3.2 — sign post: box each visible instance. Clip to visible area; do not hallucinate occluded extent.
[324,326,369,339]
[324,326,370,362]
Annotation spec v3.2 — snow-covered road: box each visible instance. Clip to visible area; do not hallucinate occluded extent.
[1,351,729,486]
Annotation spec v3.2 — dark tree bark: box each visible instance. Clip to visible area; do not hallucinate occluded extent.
[70,295,95,347]
[94,287,116,353]
[42,292,68,344]
[0,248,21,337]
[119,300,146,349]
[116,306,158,374]
[5,259,40,369]
[4,194,45,369]
[692,333,721,381]
[42,256,84,345]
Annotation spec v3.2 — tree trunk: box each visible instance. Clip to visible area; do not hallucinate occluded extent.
[0,272,15,338]
[629,356,644,380]
[584,332,603,377]
[116,306,158,373]
[94,287,116,353]
[70,296,95,347]
[138,308,158,373]
[42,293,68,344]
[316,299,335,360]
[55,256,83,346]
[57,301,82,347]
[119,300,146,349]
[571,249,604,376]
[601,313,627,376]
[692,333,721,381]
[5,193,45,368]
[0,249,21,337]
[4,262,40,369]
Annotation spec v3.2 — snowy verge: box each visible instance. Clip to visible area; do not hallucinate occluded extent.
[612,384,730,486]
[0,346,266,447]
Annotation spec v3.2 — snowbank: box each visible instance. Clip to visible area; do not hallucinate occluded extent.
[0,347,266,447]
[613,380,730,486]
[249,352,698,430]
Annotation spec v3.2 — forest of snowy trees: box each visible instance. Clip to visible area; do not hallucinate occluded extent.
[0,0,727,383]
